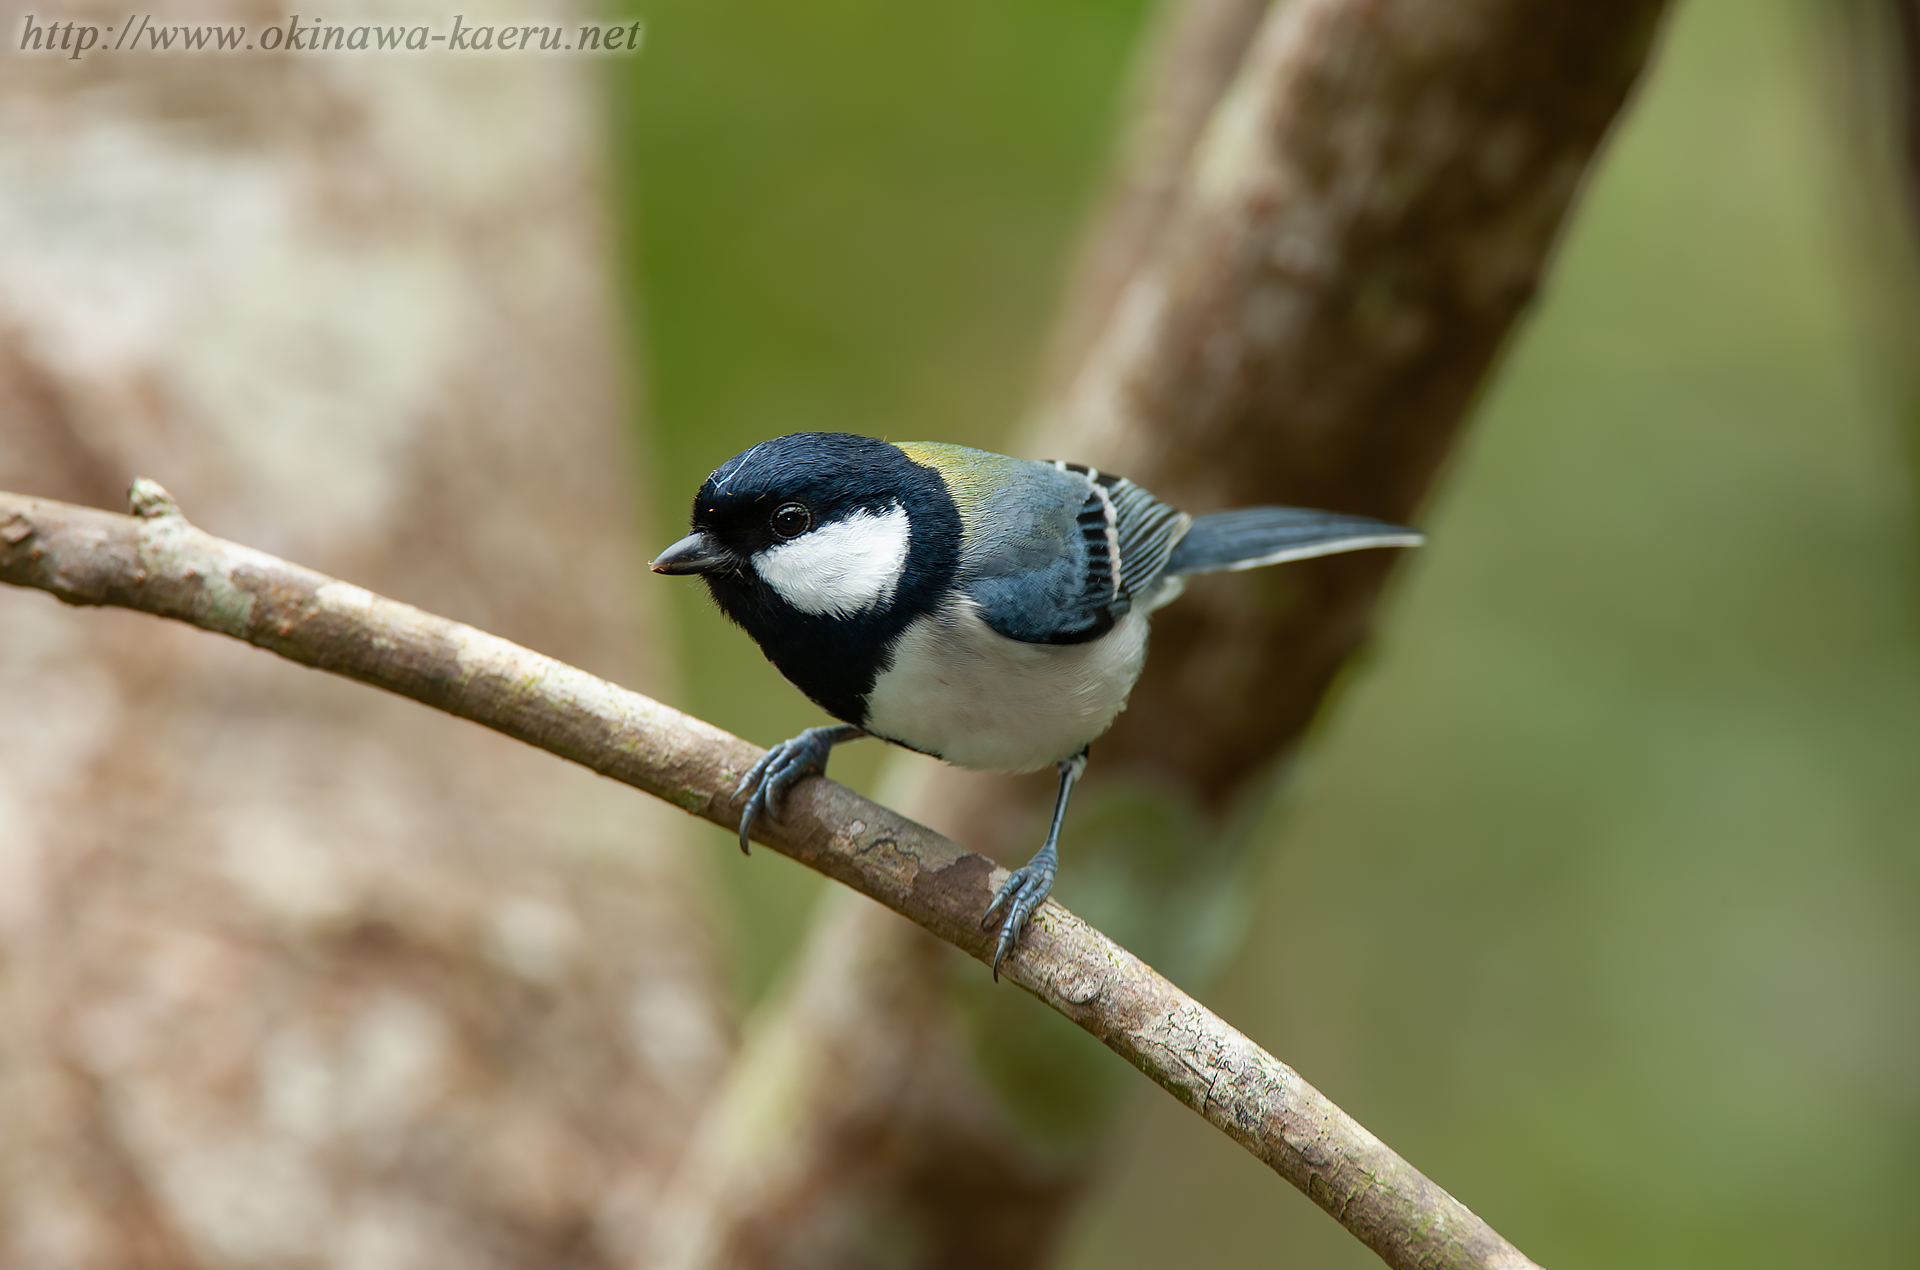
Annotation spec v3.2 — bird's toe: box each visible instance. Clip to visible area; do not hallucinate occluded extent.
[762,749,811,816]
[984,863,1056,980]
[731,750,777,805]
[733,728,844,854]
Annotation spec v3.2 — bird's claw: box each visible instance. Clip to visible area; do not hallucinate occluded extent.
[730,727,847,854]
[982,861,1055,980]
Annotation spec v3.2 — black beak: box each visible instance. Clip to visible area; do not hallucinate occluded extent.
[651,531,732,576]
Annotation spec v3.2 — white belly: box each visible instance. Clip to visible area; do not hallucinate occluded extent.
[862,598,1150,773]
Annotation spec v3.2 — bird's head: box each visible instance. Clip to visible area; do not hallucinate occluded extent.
[651,433,960,638]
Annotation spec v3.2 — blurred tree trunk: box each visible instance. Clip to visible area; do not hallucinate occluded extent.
[1823,0,1920,508]
[1871,0,1920,496]
[0,4,729,1268]
[658,1,1669,1267]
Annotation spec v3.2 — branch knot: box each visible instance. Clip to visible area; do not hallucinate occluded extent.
[129,478,183,521]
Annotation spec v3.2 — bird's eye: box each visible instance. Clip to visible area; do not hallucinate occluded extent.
[770,502,811,539]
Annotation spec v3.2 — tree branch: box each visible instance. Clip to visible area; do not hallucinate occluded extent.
[0,482,1539,1270]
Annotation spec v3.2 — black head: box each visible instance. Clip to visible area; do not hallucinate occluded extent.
[651,433,961,723]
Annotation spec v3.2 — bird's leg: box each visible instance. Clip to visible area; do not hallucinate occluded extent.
[982,748,1086,980]
[732,724,865,854]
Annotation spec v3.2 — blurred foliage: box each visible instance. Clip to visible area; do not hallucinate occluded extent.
[611,0,1920,1264]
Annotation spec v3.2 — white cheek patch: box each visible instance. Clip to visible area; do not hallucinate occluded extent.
[752,503,912,618]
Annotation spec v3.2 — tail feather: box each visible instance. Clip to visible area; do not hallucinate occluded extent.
[1165,507,1423,576]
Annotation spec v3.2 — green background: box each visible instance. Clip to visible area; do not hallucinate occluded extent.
[614,0,1920,1265]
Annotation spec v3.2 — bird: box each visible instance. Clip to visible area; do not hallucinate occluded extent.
[651,432,1422,976]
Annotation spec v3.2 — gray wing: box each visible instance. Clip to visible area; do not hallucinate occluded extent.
[957,460,1189,646]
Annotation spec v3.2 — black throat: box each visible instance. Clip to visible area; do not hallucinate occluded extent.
[698,441,961,727]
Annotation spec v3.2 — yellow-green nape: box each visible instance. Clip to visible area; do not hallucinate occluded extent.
[892,441,1016,513]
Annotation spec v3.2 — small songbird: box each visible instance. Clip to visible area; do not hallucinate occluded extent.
[652,433,1421,975]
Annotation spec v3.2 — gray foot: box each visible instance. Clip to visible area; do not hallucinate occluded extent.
[982,848,1057,979]
[732,724,863,853]
[979,750,1085,980]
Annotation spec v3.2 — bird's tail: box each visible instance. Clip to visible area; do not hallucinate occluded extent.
[1164,507,1423,576]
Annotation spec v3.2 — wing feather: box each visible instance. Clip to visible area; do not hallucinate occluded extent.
[901,443,1194,646]
[1055,462,1191,605]
[1165,507,1422,575]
